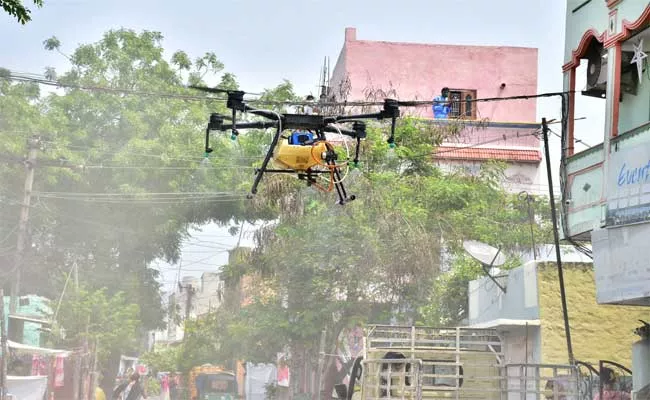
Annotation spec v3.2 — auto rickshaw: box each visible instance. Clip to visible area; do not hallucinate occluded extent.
[189,364,238,400]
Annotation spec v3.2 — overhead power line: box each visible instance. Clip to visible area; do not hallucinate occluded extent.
[33,191,243,196]
[2,72,574,107]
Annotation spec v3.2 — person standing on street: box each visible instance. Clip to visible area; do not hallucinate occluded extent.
[113,372,147,400]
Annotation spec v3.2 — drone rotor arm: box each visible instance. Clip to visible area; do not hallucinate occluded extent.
[247,109,282,121]
[218,121,279,131]
[333,112,383,121]
[323,125,357,138]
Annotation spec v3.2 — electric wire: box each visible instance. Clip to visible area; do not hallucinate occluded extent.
[407,130,542,160]
[2,73,581,251]
[2,72,574,108]
[32,196,248,205]
[548,128,592,149]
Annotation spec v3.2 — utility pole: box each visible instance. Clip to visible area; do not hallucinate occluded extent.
[315,329,327,400]
[1,289,7,400]
[542,118,574,364]
[9,136,39,314]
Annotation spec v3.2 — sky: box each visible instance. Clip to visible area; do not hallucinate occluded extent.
[0,0,606,292]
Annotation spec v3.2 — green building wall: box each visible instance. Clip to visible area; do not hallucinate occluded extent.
[2,295,51,347]
[537,263,649,367]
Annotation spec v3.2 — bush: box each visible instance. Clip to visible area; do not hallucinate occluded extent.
[145,378,161,396]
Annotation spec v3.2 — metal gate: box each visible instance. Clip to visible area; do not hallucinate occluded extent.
[574,359,632,400]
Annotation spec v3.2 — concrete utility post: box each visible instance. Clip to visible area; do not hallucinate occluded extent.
[0,289,7,400]
[316,329,327,400]
[9,136,39,315]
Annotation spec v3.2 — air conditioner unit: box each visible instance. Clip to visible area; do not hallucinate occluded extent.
[621,51,640,95]
[583,43,639,99]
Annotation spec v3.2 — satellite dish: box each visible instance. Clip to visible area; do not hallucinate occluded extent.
[463,240,506,267]
[463,240,507,293]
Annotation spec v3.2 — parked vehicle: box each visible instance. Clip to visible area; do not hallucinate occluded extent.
[336,325,580,400]
[189,364,238,400]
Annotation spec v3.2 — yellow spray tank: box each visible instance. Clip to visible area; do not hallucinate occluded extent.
[272,135,330,172]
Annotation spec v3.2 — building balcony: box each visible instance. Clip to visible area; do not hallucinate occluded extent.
[564,121,650,237]
[607,121,650,225]
[564,107,650,241]
[563,143,605,239]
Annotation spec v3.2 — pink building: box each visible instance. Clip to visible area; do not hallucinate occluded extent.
[329,28,544,194]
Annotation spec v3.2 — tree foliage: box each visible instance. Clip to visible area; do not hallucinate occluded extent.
[1,26,554,399]
[1,0,43,24]
[179,117,553,395]
[0,28,298,388]
[51,287,140,361]
[139,346,181,374]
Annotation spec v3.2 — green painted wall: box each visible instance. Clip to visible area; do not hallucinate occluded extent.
[537,263,649,367]
[618,70,650,135]
[564,0,609,64]
[2,295,51,347]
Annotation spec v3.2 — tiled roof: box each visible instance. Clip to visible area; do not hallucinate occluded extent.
[433,146,542,163]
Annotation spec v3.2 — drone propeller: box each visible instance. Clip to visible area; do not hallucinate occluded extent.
[188,85,242,95]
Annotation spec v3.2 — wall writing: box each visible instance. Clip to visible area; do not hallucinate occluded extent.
[617,161,650,187]
[607,139,650,226]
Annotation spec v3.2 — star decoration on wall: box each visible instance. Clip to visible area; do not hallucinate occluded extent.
[631,38,647,83]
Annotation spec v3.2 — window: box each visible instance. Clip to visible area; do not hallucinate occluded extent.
[449,89,477,119]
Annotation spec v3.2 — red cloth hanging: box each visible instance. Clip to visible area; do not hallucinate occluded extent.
[31,355,47,376]
[54,355,65,387]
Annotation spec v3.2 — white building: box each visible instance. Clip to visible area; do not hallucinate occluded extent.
[152,272,225,347]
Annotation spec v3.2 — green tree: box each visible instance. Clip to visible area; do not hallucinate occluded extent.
[0,28,297,392]
[52,287,140,364]
[1,0,43,24]
[139,346,181,374]
[181,116,552,397]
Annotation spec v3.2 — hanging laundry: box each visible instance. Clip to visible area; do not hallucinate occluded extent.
[31,355,40,376]
[54,355,65,387]
[31,355,47,376]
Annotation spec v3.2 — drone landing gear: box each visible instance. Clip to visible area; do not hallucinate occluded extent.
[251,167,355,205]
[250,125,284,197]
[326,161,356,205]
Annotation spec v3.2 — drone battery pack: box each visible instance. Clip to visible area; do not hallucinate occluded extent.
[289,131,314,145]
[282,114,325,130]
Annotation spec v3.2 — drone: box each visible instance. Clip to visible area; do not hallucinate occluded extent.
[191,86,401,205]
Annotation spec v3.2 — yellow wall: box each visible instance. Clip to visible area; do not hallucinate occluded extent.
[537,263,649,367]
